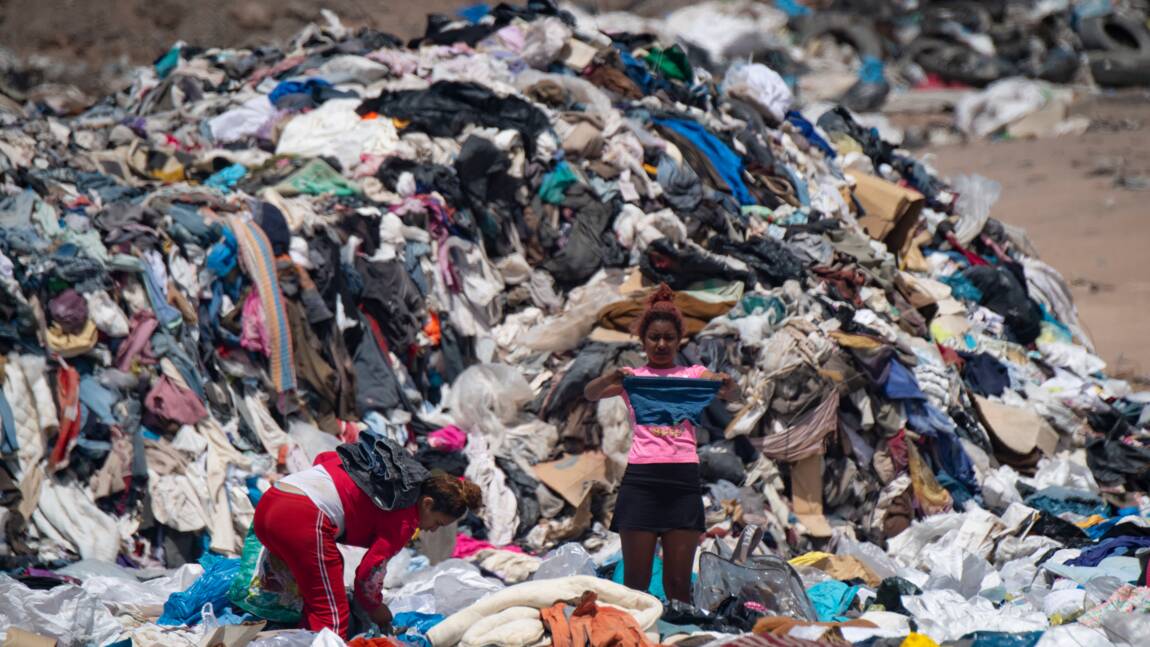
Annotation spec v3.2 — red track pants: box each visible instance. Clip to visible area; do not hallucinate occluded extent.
[253,486,349,637]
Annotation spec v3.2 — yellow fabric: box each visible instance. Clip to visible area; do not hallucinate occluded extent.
[1076,515,1108,529]
[829,331,886,350]
[45,320,98,358]
[908,441,952,515]
[901,633,940,647]
[789,552,834,567]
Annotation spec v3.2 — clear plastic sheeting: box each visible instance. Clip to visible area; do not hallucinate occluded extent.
[384,558,505,617]
[81,563,205,617]
[531,543,598,580]
[0,574,123,647]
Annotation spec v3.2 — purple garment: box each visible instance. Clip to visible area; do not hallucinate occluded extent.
[1066,536,1150,567]
[48,289,89,334]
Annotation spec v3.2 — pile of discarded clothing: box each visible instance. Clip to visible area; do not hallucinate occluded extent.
[0,2,1149,646]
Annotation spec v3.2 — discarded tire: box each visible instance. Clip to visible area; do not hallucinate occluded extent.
[907,37,1013,87]
[1088,51,1150,87]
[799,13,884,60]
[1076,14,1150,53]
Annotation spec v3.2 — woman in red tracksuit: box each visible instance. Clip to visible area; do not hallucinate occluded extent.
[254,451,482,638]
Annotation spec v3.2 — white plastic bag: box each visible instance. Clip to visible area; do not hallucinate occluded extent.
[949,173,1001,245]
[0,574,123,647]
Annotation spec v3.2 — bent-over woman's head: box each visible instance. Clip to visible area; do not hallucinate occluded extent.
[418,472,482,531]
[633,283,684,368]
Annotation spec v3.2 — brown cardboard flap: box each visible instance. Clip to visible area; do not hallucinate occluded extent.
[974,395,1060,456]
[533,452,609,507]
[3,629,57,647]
[849,172,924,254]
[198,621,267,647]
[792,454,833,538]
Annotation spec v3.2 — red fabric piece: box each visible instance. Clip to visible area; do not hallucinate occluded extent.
[254,487,350,638]
[313,451,420,610]
[887,430,909,475]
[936,344,964,368]
[50,364,81,468]
[944,232,989,267]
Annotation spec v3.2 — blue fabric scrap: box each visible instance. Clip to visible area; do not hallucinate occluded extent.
[622,377,721,427]
[653,118,756,206]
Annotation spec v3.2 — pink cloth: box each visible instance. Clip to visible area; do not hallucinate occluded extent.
[451,534,524,559]
[239,290,270,356]
[428,426,467,452]
[240,289,270,355]
[621,364,708,465]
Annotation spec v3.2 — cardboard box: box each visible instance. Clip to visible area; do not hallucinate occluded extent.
[849,172,925,254]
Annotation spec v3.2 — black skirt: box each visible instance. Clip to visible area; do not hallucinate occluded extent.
[610,463,705,533]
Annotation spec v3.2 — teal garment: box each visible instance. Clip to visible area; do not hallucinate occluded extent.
[205,164,247,192]
[539,162,578,204]
[941,273,983,302]
[806,580,859,622]
[611,556,697,601]
[965,632,1043,647]
[155,45,182,79]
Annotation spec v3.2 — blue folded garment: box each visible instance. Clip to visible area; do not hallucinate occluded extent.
[623,377,722,426]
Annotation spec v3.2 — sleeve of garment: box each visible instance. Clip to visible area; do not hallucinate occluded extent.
[314,450,340,468]
[687,364,709,378]
[353,538,392,610]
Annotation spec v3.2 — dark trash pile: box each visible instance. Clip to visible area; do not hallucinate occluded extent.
[0,2,1148,646]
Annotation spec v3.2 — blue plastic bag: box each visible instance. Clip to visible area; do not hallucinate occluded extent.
[159,553,242,626]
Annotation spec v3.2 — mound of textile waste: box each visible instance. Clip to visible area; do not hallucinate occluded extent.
[0,3,1147,647]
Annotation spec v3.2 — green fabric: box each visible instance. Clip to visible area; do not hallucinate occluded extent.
[227,527,303,623]
[273,158,361,197]
[644,46,692,82]
[539,161,578,204]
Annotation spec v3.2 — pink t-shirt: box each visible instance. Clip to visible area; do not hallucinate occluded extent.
[621,364,708,464]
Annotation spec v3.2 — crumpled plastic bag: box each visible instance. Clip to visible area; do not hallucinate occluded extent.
[723,62,794,123]
[532,543,597,580]
[445,364,534,443]
[955,79,1049,139]
[385,559,504,617]
[950,174,1001,246]
[81,563,204,618]
[0,574,123,647]
[158,553,242,626]
[903,589,1048,642]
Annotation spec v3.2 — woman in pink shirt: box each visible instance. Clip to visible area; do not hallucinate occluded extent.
[584,284,737,603]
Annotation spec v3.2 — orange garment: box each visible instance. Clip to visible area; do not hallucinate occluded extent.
[541,591,660,647]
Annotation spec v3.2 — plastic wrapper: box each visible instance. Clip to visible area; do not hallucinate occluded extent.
[81,563,204,618]
[531,544,597,580]
[445,364,533,442]
[950,174,1001,245]
[0,574,123,647]
[903,589,1048,642]
[833,530,900,582]
[385,559,504,617]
